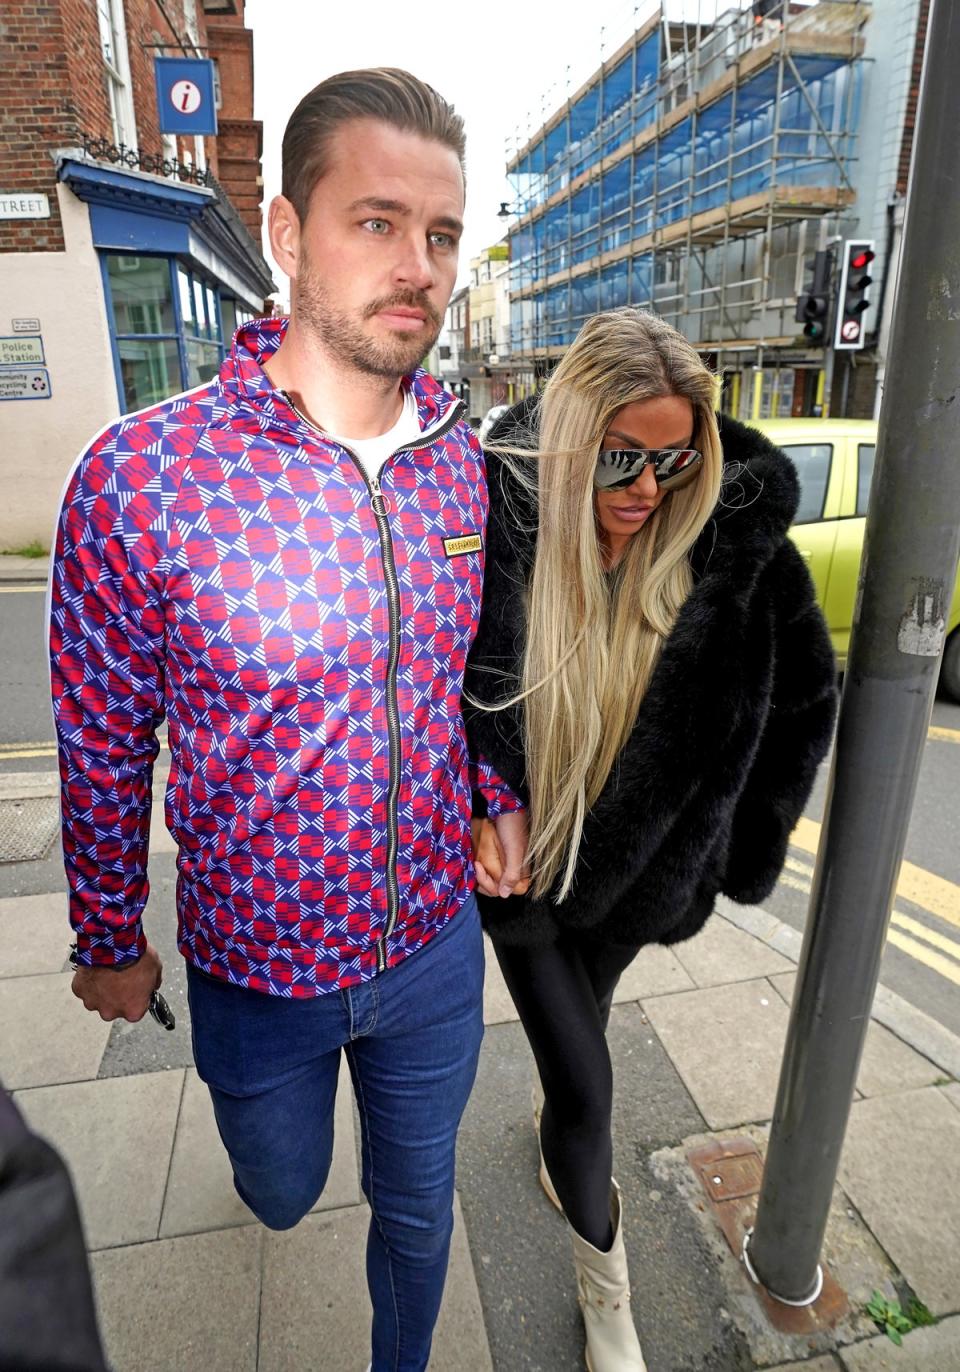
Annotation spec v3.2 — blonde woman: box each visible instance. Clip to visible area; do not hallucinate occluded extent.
[465,309,837,1371]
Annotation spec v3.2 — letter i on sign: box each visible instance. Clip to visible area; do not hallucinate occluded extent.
[171,80,202,115]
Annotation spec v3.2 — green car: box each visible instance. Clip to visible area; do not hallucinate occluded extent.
[754,419,960,703]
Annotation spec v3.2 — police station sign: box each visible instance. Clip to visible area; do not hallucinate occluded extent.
[0,336,45,367]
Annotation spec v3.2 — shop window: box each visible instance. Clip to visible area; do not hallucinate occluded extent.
[220,298,255,339]
[105,255,180,410]
[104,254,228,410]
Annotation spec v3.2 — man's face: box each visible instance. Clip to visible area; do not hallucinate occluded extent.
[283,118,464,379]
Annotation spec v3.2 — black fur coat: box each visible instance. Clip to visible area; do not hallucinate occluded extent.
[464,405,838,949]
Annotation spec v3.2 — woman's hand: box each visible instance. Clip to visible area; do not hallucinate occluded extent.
[471,813,531,898]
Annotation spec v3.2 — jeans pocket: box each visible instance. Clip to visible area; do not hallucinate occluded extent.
[186,962,249,1094]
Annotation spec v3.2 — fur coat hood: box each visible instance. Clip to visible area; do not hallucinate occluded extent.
[465,403,838,949]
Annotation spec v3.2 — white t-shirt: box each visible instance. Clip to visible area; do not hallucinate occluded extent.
[326,386,422,483]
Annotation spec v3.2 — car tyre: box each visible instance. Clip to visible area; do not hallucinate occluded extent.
[940,629,960,704]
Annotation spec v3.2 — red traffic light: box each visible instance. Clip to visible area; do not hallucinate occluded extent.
[851,249,875,270]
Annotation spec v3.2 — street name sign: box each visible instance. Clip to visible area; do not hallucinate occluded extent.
[0,194,51,220]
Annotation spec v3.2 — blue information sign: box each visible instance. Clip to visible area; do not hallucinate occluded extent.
[155,57,218,137]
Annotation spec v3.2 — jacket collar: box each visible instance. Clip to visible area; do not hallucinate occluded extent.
[219,316,461,437]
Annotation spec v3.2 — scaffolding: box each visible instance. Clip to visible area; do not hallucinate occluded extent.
[505,0,869,383]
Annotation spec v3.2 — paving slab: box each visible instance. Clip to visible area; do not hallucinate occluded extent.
[15,1069,184,1249]
[91,1225,261,1372]
[839,1314,960,1370]
[482,936,694,1025]
[672,915,795,988]
[258,1196,491,1372]
[609,941,695,1000]
[0,889,70,977]
[0,554,50,582]
[838,1088,960,1317]
[769,972,943,1098]
[643,979,790,1129]
[161,1060,360,1237]
[870,982,960,1083]
[456,1013,752,1372]
[0,971,110,1088]
[940,1081,960,1114]
[149,795,178,855]
[97,852,194,1077]
[483,936,518,1024]
[715,896,783,944]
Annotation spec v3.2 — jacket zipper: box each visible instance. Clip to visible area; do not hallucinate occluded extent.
[279,388,465,973]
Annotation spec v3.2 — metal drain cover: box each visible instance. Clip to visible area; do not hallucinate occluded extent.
[0,773,61,864]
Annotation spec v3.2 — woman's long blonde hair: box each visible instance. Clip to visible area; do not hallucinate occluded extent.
[489,308,724,902]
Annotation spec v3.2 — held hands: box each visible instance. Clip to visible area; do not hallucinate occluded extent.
[471,811,531,899]
[71,942,164,1023]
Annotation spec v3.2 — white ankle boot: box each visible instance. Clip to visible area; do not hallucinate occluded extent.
[569,1183,647,1372]
[532,1079,564,1212]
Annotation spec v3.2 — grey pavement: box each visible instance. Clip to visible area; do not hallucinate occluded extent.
[2,783,960,1367]
[0,553,49,582]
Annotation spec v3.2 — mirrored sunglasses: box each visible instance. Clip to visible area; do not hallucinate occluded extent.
[594,447,703,491]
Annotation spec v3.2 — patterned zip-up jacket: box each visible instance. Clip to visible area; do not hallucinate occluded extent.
[50,317,519,996]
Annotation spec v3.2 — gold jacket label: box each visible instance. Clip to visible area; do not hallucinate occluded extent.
[443,533,483,558]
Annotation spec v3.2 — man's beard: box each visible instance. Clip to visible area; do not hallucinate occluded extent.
[294,255,442,379]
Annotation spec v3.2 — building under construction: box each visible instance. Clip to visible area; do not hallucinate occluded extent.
[504,0,926,419]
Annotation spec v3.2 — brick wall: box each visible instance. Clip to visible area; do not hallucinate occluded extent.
[0,1,74,252]
[2,0,264,254]
[897,0,930,196]
[207,3,263,238]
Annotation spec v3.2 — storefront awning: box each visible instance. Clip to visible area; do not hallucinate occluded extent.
[57,153,274,309]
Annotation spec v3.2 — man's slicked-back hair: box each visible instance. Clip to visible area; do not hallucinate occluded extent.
[281,67,466,223]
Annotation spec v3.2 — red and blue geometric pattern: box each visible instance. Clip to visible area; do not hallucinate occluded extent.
[50,318,520,996]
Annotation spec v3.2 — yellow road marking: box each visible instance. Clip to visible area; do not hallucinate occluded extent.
[886,929,960,987]
[780,871,814,896]
[778,852,960,985]
[791,816,960,932]
[928,725,960,745]
[0,584,45,593]
[890,911,960,962]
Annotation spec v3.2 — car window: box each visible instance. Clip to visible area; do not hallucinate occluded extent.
[781,444,833,524]
[857,444,876,517]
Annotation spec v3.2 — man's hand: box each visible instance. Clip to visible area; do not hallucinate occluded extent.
[471,812,531,899]
[71,943,163,1023]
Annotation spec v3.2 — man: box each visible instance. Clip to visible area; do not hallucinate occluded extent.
[51,68,527,1372]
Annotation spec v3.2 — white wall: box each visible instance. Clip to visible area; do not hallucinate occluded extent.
[0,184,117,550]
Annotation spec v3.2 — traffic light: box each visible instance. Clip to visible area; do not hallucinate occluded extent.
[834,239,875,350]
[795,249,833,347]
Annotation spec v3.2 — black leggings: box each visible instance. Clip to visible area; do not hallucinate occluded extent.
[494,935,640,1250]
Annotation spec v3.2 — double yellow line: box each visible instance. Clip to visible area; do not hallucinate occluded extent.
[786,816,960,987]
